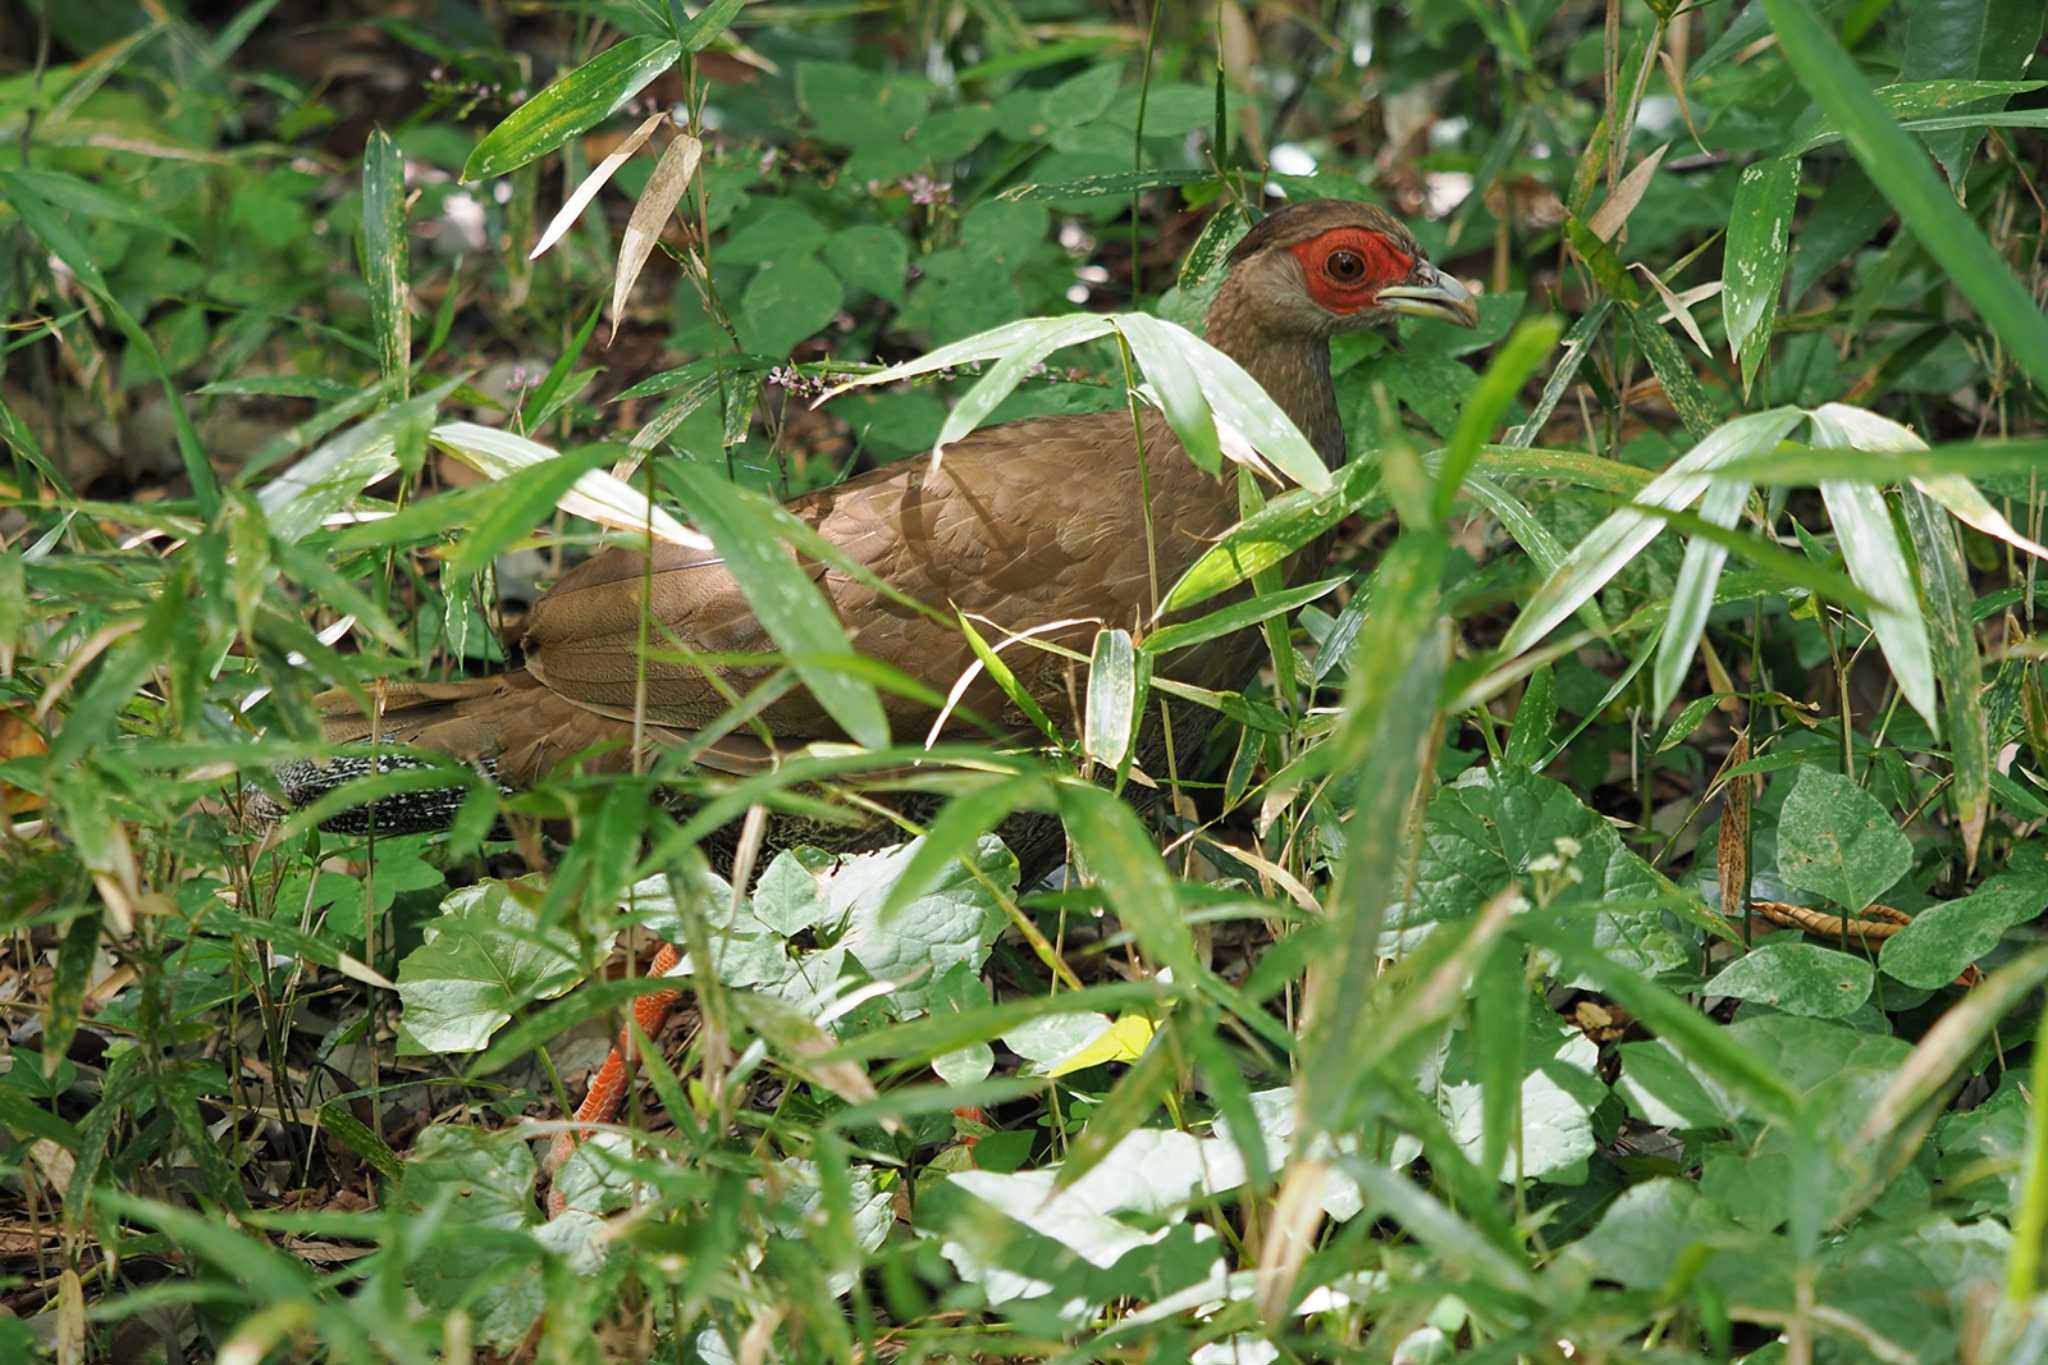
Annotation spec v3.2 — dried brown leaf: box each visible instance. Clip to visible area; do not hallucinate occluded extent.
[531,110,668,261]
[1587,143,1668,243]
[611,132,703,344]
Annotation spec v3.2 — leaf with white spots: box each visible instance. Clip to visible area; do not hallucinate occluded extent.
[1721,155,1799,396]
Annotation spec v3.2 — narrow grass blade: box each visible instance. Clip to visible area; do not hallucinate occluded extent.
[667,461,888,749]
[1055,783,1202,983]
[1762,0,2048,390]
[1432,315,1563,522]
[1298,533,1447,1139]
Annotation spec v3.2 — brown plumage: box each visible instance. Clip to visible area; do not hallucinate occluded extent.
[268,200,1476,867]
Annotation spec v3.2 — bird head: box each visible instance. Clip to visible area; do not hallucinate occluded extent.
[1221,199,1479,339]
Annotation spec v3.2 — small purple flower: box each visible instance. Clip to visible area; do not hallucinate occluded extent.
[902,174,951,207]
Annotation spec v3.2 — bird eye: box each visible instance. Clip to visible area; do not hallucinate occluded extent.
[1326,249,1366,283]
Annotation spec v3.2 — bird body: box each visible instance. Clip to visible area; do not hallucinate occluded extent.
[269,200,1476,858]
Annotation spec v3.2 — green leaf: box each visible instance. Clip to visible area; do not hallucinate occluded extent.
[1721,156,1798,396]
[1298,534,1450,1138]
[43,910,101,1085]
[361,127,410,391]
[317,1100,403,1182]
[1161,460,1377,613]
[1502,301,1611,447]
[1051,1023,1180,1194]
[256,382,450,542]
[1141,577,1343,657]
[1705,943,1875,1019]
[677,0,745,49]
[723,207,830,265]
[1504,664,1556,768]
[1115,314,1223,476]
[954,609,1059,746]
[1881,883,2042,988]
[462,37,681,182]
[740,255,843,359]
[931,315,1118,456]
[1775,764,1913,913]
[0,169,220,518]
[1626,300,1722,439]
[1900,0,2046,183]
[1432,315,1562,522]
[1150,315,1330,491]
[0,167,192,246]
[996,169,1216,201]
[1784,77,2048,155]
[1810,414,1938,733]
[1565,215,1640,302]
[1083,628,1139,775]
[395,1125,547,1348]
[394,879,588,1054]
[1560,1179,1747,1290]
[1900,487,1989,869]
[822,225,911,303]
[730,837,1015,1017]
[1520,918,1803,1124]
[1761,0,2048,392]
[1056,783,1201,983]
[1426,1011,1607,1182]
[443,444,612,576]
[1411,766,1705,977]
[666,461,889,749]
[796,60,932,148]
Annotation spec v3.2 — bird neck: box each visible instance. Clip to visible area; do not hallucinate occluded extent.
[1201,282,1346,469]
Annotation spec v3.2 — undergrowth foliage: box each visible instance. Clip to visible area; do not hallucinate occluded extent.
[1,1,2047,1361]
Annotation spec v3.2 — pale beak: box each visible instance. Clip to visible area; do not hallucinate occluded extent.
[1378,263,1479,328]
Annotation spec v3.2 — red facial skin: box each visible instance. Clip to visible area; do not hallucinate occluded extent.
[1288,227,1418,313]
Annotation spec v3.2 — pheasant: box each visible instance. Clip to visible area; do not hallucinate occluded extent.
[263,198,1476,1207]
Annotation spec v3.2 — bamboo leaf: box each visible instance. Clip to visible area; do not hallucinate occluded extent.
[360,128,410,392]
[530,109,667,260]
[1901,486,1989,869]
[611,133,702,342]
[1652,477,1749,716]
[1721,156,1798,396]
[462,36,681,182]
[1500,408,1805,659]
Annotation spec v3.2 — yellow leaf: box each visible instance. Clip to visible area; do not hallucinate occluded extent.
[1046,1014,1155,1077]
